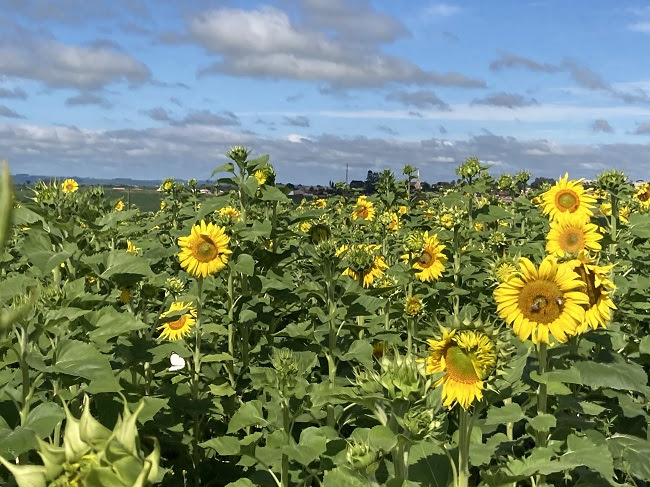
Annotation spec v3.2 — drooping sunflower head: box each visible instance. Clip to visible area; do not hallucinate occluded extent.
[569,256,617,334]
[541,173,596,223]
[62,178,79,194]
[425,329,496,409]
[337,244,388,288]
[404,231,447,282]
[494,256,590,344]
[635,183,650,209]
[309,223,331,244]
[351,195,376,221]
[545,214,603,257]
[178,220,232,278]
[157,301,197,341]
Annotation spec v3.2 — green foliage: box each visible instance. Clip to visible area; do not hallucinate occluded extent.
[1,153,649,486]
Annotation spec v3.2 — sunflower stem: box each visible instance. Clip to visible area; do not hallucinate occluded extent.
[191,277,204,478]
[535,342,549,485]
[326,276,338,428]
[226,270,236,388]
[609,192,618,257]
[457,407,471,487]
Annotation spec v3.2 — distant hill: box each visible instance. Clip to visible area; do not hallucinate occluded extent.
[11,174,212,188]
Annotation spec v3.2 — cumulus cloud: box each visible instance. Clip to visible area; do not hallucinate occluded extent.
[0,105,24,119]
[284,116,310,127]
[385,90,449,110]
[65,92,112,108]
[634,122,650,134]
[143,107,172,122]
[489,51,560,73]
[171,110,240,127]
[4,121,650,184]
[471,92,538,108]
[592,119,614,133]
[489,51,650,105]
[190,6,484,88]
[0,38,150,89]
[376,124,398,135]
[0,87,28,99]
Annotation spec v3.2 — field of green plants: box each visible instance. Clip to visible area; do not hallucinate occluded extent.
[1,150,650,487]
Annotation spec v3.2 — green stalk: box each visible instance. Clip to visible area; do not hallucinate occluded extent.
[326,278,338,428]
[536,343,548,443]
[281,399,291,487]
[452,226,461,316]
[191,277,204,475]
[457,408,471,487]
[17,324,31,426]
[226,270,236,388]
[609,192,618,257]
[535,342,549,485]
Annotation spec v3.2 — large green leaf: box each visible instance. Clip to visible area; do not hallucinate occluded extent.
[607,434,650,481]
[53,339,119,391]
[87,307,148,342]
[100,251,154,280]
[227,401,267,434]
[23,403,65,439]
[574,360,647,392]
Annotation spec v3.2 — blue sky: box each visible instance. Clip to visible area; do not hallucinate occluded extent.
[2,0,650,184]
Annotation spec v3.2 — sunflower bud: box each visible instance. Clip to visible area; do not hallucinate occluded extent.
[165,277,185,295]
[455,157,482,180]
[596,169,628,194]
[346,438,378,470]
[498,174,514,191]
[270,348,300,394]
[378,353,424,400]
[404,231,425,253]
[405,295,424,317]
[226,145,251,164]
[403,407,445,441]
[0,396,159,487]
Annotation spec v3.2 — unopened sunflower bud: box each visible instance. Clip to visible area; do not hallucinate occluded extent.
[346,438,378,470]
[227,145,250,164]
[165,277,185,295]
[404,231,425,253]
[596,169,628,193]
[405,295,424,317]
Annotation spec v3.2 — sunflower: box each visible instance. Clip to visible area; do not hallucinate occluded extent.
[398,205,408,215]
[114,200,124,211]
[178,220,232,278]
[62,178,79,194]
[351,196,376,221]
[218,205,240,220]
[337,244,388,288]
[157,301,197,341]
[312,198,327,208]
[635,183,650,209]
[253,170,267,185]
[541,173,596,223]
[569,256,616,333]
[494,256,589,344]
[545,215,602,257]
[404,232,447,282]
[425,329,496,409]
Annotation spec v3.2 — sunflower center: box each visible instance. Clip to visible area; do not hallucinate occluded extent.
[418,250,434,267]
[168,316,187,330]
[575,266,601,307]
[638,190,650,202]
[445,346,479,384]
[559,228,585,253]
[518,279,564,324]
[356,206,369,219]
[555,190,579,212]
[193,236,218,262]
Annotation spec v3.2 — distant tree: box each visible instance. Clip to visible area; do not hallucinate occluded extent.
[530,177,555,189]
[365,170,379,193]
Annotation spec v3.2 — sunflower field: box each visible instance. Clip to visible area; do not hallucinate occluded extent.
[1,150,650,487]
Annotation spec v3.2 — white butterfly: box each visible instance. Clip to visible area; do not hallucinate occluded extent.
[168,353,186,372]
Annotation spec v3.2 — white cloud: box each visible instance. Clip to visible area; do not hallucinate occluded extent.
[424,3,462,17]
[629,22,650,33]
[0,39,150,89]
[190,6,484,88]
